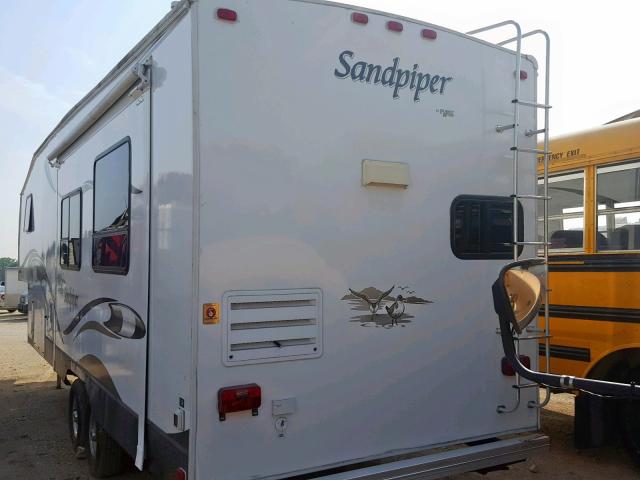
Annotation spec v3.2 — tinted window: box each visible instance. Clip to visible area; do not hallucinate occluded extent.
[451,195,523,260]
[538,171,584,250]
[94,142,130,233]
[23,195,34,233]
[93,139,130,274]
[597,161,640,251]
[60,191,82,270]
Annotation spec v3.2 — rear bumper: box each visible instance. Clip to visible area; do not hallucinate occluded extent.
[284,434,549,480]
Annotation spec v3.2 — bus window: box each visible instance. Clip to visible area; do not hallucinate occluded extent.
[538,171,585,251]
[596,160,640,251]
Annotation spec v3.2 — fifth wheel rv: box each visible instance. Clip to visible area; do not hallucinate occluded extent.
[20,1,552,478]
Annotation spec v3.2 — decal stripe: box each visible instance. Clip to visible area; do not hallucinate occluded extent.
[75,321,121,339]
[104,303,145,339]
[21,249,64,343]
[63,297,116,335]
[78,354,122,400]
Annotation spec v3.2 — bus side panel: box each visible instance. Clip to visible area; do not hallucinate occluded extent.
[539,120,640,380]
[542,268,640,378]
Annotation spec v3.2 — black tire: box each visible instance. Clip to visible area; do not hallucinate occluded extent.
[68,379,90,458]
[88,409,126,477]
[7,309,16,313]
[620,368,640,464]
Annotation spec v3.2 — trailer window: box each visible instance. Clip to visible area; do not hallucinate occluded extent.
[596,160,640,251]
[450,195,523,259]
[60,190,82,270]
[92,139,130,274]
[538,171,585,251]
[23,194,34,233]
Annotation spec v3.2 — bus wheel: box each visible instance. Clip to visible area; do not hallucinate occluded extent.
[620,368,640,464]
[68,379,89,459]
[87,409,126,477]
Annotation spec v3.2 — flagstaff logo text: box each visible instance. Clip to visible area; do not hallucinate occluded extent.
[334,50,453,103]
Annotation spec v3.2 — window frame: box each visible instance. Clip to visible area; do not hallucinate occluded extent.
[92,137,132,275]
[60,188,83,271]
[23,194,34,233]
[539,169,586,253]
[595,159,640,253]
[450,195,524,260]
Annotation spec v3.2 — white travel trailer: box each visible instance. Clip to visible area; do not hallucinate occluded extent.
[3,267,27,312]
[19,1,551,478]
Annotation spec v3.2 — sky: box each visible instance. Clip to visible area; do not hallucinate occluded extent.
[0,0,638,258]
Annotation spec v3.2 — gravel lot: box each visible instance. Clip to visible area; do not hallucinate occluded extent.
[1,312,638,479]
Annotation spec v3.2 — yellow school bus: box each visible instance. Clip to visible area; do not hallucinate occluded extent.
[538,117,640,453]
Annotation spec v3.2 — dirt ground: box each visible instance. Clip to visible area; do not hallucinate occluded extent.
[1,312,638,480]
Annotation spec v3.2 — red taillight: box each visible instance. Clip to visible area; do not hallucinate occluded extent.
[387,21,403,32]
[218,384,261,421]
[501,355,531,376]
[176,467,187,480]
[216,8,237,22]
[520,70,528,80]
[421,28,437,40]
[351,12,368,25]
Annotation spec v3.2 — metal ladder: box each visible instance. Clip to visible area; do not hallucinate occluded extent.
[467,22,552,413]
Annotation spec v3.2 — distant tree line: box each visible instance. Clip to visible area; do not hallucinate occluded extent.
[0,258,18,283]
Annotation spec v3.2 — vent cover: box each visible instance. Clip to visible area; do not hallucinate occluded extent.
[222,289,322,366]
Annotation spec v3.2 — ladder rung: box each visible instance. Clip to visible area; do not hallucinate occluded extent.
[526,327,546,333]
[513,383,539,390]
[496,123,516,133]
[525,128,547,137]
[511,194,551,200]
[514,335,552,341]
[512,99,552,109]
[510,147,551,155]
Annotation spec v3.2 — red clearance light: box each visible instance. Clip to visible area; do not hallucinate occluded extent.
[216,8,237,22]
[501,355,531,376]
[351,12,369,25]
[387,21,403,32]
[218,383,261,421]
[176,468,187,480]
[520,70,528,80]
[421,29,437,40]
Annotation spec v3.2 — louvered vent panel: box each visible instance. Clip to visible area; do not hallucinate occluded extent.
[222,290,322,365]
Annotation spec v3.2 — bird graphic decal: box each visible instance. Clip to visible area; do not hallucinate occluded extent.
[385,295,406,326]
[348,285,395,315]
[343,285,433,328]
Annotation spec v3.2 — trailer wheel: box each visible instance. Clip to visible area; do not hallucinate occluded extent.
[87,409,126,477]
[68,379,90,458]
[6,309,16,313]
[620,368,640,464]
